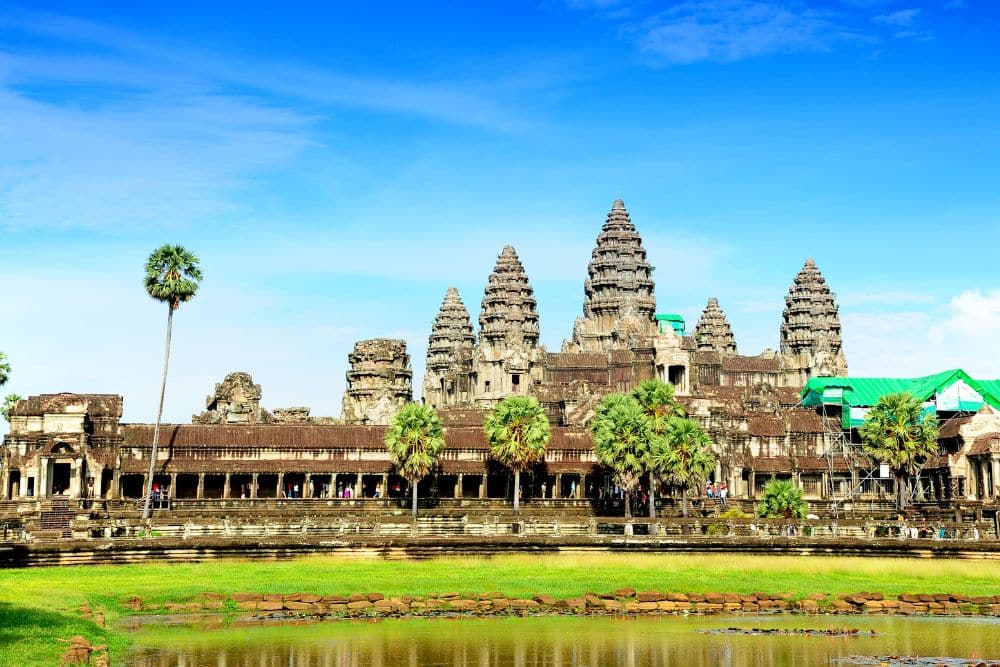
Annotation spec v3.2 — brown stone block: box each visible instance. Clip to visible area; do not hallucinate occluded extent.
[897,594,920,604]
[322,595,349,603]
[409,601,427,610]
[510,599,540,609]
[533,595,556,606]
[480,591,504,600]
[425,599,447,609]
[704,593,724,604]
[695,602,722,613]
[328,603,347,613]
[741,603,759,612]
[723,603,741,612]
[796,599,818,609]
[300,594,321,604]
[773,601,789,609]
[918,594,935,602]
[367,593,385,602]
[637,591,666,603]
[614,588,637,598]
[897,602,916,614]
[972,596,992,605]
[601,600,623,611]
[348,594,367,602]
[988,604,1000,615]
[808,593,827,601]
[673,602,692,611]
[492,599,510,610]
[258,600,283,611]
[934,594,951,602]
[284,601,313,611]
[667,593,689,602]
[237,601,258,610]
[624,602,640,612]
[739,595,756,603]
[688,593,705,603]
[862,601,883,612]
[865,592,884,601]
[752,592,769,601]
[723,593,741,604]
[283,593,303,602]
[831,600,853,612]
[347,600,371,610]
[638,602,658,612]
[450,600,477,611]
[439,592,460,599]
[880,600,899,608]
[758,600,775,609]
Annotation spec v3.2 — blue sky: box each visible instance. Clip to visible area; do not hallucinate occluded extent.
[1,0,998,430]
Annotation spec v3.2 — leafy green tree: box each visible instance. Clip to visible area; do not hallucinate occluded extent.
[631,379,684,518]
[485,395,551,513]
[2,394,22,422]
[142,245,202,519]
[859,391,939,510]
[0,352,10,388]
[385,403,446,518]
[757,479,808,519]
[653,417,716,518]
[591,394,652,519]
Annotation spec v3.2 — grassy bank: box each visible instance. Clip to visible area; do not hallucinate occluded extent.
[2,553,1000,665]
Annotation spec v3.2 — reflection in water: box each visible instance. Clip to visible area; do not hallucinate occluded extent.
[128,615,1000,666]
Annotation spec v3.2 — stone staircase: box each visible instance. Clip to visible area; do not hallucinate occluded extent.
[38,498,74,539]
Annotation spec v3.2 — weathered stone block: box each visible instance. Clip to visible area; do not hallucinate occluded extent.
[637,591,665,603]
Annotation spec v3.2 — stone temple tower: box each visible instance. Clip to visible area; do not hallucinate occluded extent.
[473,245,545,404]
[693,298,738,355]
[422,287,476,410]
[341,339,413,425]
[570,199,657,352]
[780,259,848,383]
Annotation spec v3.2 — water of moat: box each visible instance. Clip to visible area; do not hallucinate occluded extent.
[126,614,1000,666]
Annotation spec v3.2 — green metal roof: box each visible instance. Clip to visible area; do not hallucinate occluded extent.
[801,369,1000,412]
[655,313,685,321]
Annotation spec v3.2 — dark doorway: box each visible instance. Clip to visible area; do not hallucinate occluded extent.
[100,468,113,499]
[7,470,20,498]
[51,462,71,495]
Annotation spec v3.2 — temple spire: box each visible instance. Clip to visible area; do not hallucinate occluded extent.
[571,198,656,351]
[780,258,847,377]
[479,245,540,347]
[426,287,475,373]
[694,297,738,354]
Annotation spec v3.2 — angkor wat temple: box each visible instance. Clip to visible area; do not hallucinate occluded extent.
[4,200,998,507]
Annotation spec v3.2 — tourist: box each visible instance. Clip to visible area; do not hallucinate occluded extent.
[570,480,577,498]
[705,482,713,499]
[293,483,300,498]
[337,483,343,498]
[541,482,547,499]
[344,486,352,499]
[720,483,728,505]
[374,483,382,499]
[712,482,719,501]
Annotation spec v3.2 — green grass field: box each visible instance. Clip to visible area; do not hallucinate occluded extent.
[2,553,999,666]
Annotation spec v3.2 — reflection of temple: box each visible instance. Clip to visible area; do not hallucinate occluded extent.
[3,200,997,506]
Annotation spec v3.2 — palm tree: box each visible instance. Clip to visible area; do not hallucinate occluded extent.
[590,394,653,520]
[0,352,10,388]
[653,417,715,518]
[484,395,551,513]
[2,394,22,423]
[630,379,684,518]
[859,391,939,510]
[142,245,202,519]
[757,479,808,519]
[385,403,446,518]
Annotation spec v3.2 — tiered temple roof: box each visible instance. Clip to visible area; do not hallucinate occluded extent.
[426,287,475,373]
[780,259,843,357]
[577,199,656,347]
[693,298,738,355]
[479,245,540,347]
[341,338,413,425]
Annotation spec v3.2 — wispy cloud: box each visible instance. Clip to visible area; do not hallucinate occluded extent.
[872,7,928,39]
[634,1,851,65]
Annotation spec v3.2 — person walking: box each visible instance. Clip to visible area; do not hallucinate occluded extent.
[720,483,728,505]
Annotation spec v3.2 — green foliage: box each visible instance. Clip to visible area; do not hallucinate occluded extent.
[653,418,716,489]
[859,391,939,510]
[859,392,939,476]
[629,379,684,432]
[144,244,202,308]
[756,479,809,519]
[2,393,23,422]
[385,403,446,482]
[484,396,551,472]
[0,351,10,388]
[719,506,750,519]
[590,394,652,495]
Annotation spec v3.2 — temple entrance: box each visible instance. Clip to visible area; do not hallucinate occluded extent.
[175,474,199,499]
[310,474,333,498]
[7,470,20,498]
[461,474,482,499]
[101,468,113,499]
[229,474,252,499]
[284,473,306,498]
[437,474,458,499]
[50,462,71,496]
[121,474,144,499]
[203,474,225,499]
[257,474,278,498]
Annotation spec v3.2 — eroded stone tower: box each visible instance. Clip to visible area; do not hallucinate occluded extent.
[780,259,848,382]
[193,372,271,424]
[423,287,476,410]
[341,339,413,425]
[473,245,545,404]
[693,298,738,355]
[570,199,657,352]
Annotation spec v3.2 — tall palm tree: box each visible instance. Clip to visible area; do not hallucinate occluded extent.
[2,394,22,423]
[484,395,551,513]
[385,403,446,518]
[653,417,716,518]
[631,379,684,518]
[590,394,652,520]
[142,245,202,519]
[0,352,10,388]
[859,391,939,510]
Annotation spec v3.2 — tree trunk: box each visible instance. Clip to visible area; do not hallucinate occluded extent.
[897,471,907,512]
[412,480,418,519]
[648,475,656,519]
[682,487,689,518]
[514,469,520,514]
[142,305,173,520]
[624,488,631,519]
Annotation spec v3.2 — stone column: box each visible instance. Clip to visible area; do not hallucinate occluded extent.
[554,473,562,499]
[223,473,231,499]
[305,473,312,498]
[354,474,362,498]
[0,466,9,500]
[276,472,285,498]
[479,474,487,499]
[748,471,756,500]
[169,473,177,501]
[332,473,339,498]
[580,473,588,499]
[251,473,258,499]
[992,457,1000,498]
[196,473,205,500]
[381,473,389,499]
[456,474,464,499]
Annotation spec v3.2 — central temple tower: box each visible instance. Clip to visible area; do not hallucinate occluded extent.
[569,199,657,352]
